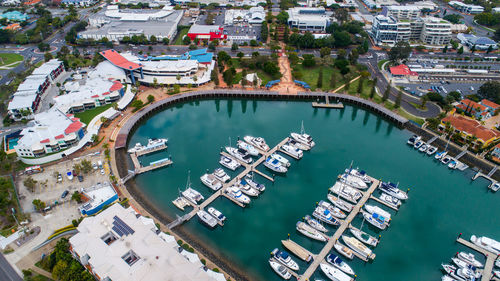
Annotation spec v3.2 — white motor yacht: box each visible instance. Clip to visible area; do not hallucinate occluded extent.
[127,138,168,153]
[304,215,328,232]
[326,253,355,276]
[207,207,226,225]
[419,143,428,152]
[237,140,259,156]
[271,153,291,167]
[334,242,354,260]
[379,193,401,209]
[345,168,372,184]
[219,155,241,171]
[457,252,483,268]
[379,181,408,200]
[243,136,270,151]
[441,275,456,281]
[313,206,340,226]
[470,235,500,255]
[451,258,481,279]
[296,221,327,242]
[225,186,250,205]
[269,258,292,280]
[327,193,354,213]
[244,173,265,192]
[319,263,353,281]
[319,200,346,219]
[197,210,218,228]
[342,236,375,260]
[330,182,362,203]
[225,147,253,164]
[288,139,310,151]
[364,204,391,221]
[290,132,315,148]
[491,182,500,192]
[264,157,288,173]
[127,142,144,154]
[362,211,387,230]
[349,225,378,247]
[213,168,230,183]
[281,144,303,159]
[182,188,204,205]
[441,155,452,165]
[427,145,438,155]
[339,173,368,190]
[407,135,420,146]
[271,248,299,271]
[200,174,222,191]
[414,140,423,149]
[237,180,260,197]
[435,151,447,160]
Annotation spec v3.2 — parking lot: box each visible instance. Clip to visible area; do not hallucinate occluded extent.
[396,81,485,98]
[196,10,262,41]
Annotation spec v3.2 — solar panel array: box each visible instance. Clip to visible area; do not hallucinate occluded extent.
[112,216,135,237]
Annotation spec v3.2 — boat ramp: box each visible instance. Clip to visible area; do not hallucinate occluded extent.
[456,237,500,281]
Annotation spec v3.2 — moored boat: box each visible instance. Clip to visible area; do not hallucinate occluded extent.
[326,253,355,276]
[342,236,376,260]
[245,173,266,192]
[271,248,299,271]
[237,140,259,156]
[212,168,230,183]
[364,204,391,221]
[378,193,401,209]
[318,200,346,219]
[237,180,260,197]
[207,207,226,225]
[244,136,270,151]
[225,186,251,205]
[271,153,291,167]
[470,235,500,255]
[290,132,315,148]
[441,155,452,165]
[330,182,362,203]
[182,188,204,205]
[419,143,428,152]
[313,205,340,226]
[327,193,354,213]
[304,215,328,233]
[345,168,372,184]
[127,138,168,153]
[427,145,438,155]
[288,139,310,151]
[319,262,353,281]
[349,224,378,247]
[219,155,241,171]
[338,173,368,190]
[296,221,328,242]
[379,181,408,200]
[269,258,292,280]
[281,239,313,262]
[264,157,288,173]
[362,210,388,230]
[407,135,420,145]
[281,144,303,159]
[225,147,253,164]
[457,252,483,268]
[414,139,423,149]
[200,173,222,191]
[196,210,218,228]
[334,241,354,260]
[435,151,447,160]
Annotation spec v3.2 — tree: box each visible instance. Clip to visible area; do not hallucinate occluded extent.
[276,11,289,24]
[241,69,247,86]
[81,160,92,174]
[317,67,323,89]
[182,35,191,45]
[162,37,170,45]
[147,94,155,103]
[24,177,37,192]
[395,90,402,108]
[442,45,448,53]
[357,77,364,93]
[388,41,411,62]
[131,99,144,109]
[302,54,316,67]
[250,39,258,47]
[329,72,336,89]
[217,51,231,66]
[443,14,462,24]
[231,43,238,51]
[370,78,377,99]
[261,21,268,42]
[73,163,82,175]
[71,191,82,203]
[334,8,349,24]
[52,260,68,280]
[333,30,351,47]
[32,199,45,211]
[348,49,359,65]
[337,49,347,60]
[383,83,391,102]
[421,95,429,109]
[237,52,244,60]
[44,52,53,62]
[223,67,236,87]
[211,66,219,86]
[478,81,500,104]
[487,45,493,54]
[320,47,331,58]
[458,46,464,54]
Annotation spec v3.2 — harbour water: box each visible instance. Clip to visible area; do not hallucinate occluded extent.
[128,99,500,281]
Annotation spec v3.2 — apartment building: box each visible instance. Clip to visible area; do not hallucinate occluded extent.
[287,7,330,32]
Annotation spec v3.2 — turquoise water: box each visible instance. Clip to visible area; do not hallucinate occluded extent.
[129,100,500,281]
[8,138,18,149]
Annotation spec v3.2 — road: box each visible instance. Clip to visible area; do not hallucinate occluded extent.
[0,253,22,281]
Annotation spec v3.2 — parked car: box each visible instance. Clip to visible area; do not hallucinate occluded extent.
[100,168,105,175]
[61,190,69,199]
[97,161,103,169]
[57,174,62,183]
[92,163,98,170]
[77,175,84,182]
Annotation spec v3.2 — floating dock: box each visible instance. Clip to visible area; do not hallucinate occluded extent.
[312,96,344,109]
[281,239,314,262]
[456,237,499,281]
[123,141,172,184]
[133,142,167,157]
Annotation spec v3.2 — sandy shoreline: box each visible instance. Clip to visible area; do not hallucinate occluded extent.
[116,148,257,281]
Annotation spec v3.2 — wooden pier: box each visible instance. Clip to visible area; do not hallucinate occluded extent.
[312,95,345,109]
[299,178,381,281]
[456,237,499,281]
[130,152,173,174]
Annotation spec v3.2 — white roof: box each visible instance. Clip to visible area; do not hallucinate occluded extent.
[88,60,128,81]
[188,24,220,34]
[7,94,36,110]
[80,182,117,213]
[31,59,62,76]
[16,76,47,92]
[104,5,174,21]
[69,204,223,281]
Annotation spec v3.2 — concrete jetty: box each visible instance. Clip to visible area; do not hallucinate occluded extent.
[456,237,499,281]
[312,95,345,109]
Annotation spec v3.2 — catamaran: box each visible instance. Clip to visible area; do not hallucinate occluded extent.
[342,236,376,260]
[245,173,266,192]
[319,263,354,281]
[349,225,378,247]
[225,147,253,164]
[271,153,291,167]
[243,136,270,152]
[327,193,354,213]
[200,173,222,191]
[470,235,500,255]
[281,144,303,159]
[237,140,259,156]
[304,215,328,232]
[313,205,340,226]
[182,188,204,205]
[196,210,218,228]
[271,248,299,271]
[213,168,230,183]
[362,210,388,230]
[379,181,408,200]
[219,155,241,171]
[269,258,292,280]
[207,207,226,225]
[264,157,288,173]
[225,186,251,205]
[296,221,327,242]
[318,200,346,219]
[326,253,355,276]
[330,182,362,203]
[338,173,368,190]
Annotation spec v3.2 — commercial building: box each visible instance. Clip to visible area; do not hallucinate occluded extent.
[61,0,99,6]
[69,203,225,281]
[448,1,484,14]
[382,6,421,21]
[79,182,119,216]
[457,33,498,50]
[440,115,500,147]
[389,64,418,77]
[362,0,398,9]
[224,7,264,25]
[287,7,331,32]
[410,0,437,11]
[371,15,451,46]
[187,25,227,41]
[14,108,85,158]
[8,59,65,121]
[78,5,183,42]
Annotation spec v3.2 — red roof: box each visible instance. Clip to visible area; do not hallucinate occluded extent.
[390,64,418,76]
[65,121,83,135]
[442,115,500,142]
[109,81,124,92]
[91,95,99,98]
[71,117,79,122]
[100,49,142,70]
[40,138,50,144]
[459,99,487,113]
[480,99,500,109]
[102,92,110,96]
[55,134,65,140]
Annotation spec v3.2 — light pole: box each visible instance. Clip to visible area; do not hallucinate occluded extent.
[11,208,19,227]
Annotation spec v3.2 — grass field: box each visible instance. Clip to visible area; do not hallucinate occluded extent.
[173,27,190,45]
[0,53,23,67]
[75,103,114,125]
[293,64,363,91]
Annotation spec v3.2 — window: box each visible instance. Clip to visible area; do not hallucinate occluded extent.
[101,232,118,245]
[122,250,140,266]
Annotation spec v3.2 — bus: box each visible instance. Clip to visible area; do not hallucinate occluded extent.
[25,165,43,175]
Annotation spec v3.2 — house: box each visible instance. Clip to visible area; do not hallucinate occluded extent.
[455,99,493,120]
[79,182,118,216]
[480,99,500,115]
[491,143,500,158]
[440,115,500,147]
[457,34,498,51]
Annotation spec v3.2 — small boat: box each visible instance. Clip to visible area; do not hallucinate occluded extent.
[334,241,354,260]
[271,248,299,271]
[364,204,391,221]
[281,239,313,262]
[435,151,447,160]
[327,193,354,213]
[296,221,328,242]
[127,142,144,153]
[127,138,168,153]
[470,235,500,255]
[182,188,204,205]
[200,174,222,191]
[419,143,428,152]
[441,264,464,281]
[451,258,481,278]
[448,159,457,169]
[456,162,469,171]
[269,258,292,280]
[338,173,368,190]
[441,155,452,165]
[491,182,500,192]
[378,193,401,209]
[362,211,387,230]
[225,147,252,164]
[243,136,270,152]
[172,196,190,211]
[319,262,353,281]
[304,215,328,233]
[379,182,408,200]
[219,155,241,171]
[426,145,438,155]
[237,180,260,197]
[197,210,218,228]
[225,186,250,204]
[457,252,483,268]
[345,168,372,184]
[264,157,288,173]
[330,182,362,203]
[271,153,291,167]
[407,135,420,145]
[288,139,310,151]
[342,236,376,260]
[349,225,378,247]
[326,254,355,276]
[281,144,303,159]
[313,206,340,226]
[245,173,266,192]
[237,140,259,156]
[207,207,226,225]
[212,168,230,183]
[290,132,315,148]
[318,200,346,219]
[414,140,423,149]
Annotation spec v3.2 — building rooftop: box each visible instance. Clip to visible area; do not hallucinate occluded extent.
[188,24,221,34]
[100,49,143,70]
[79,182,118,215]
[442,115,500,142]
[390,64,418,76]
[481,99,500,109]
[32,59,63,76]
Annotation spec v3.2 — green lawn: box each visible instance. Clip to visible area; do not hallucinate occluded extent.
[173,27,190,45]
[378,59,389,70]
[293,64,362,92]
[74,103,114,125]
[0,53,23,67]
[256,70,273,86]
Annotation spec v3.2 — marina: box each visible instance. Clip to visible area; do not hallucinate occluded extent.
[455,237,500,281]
